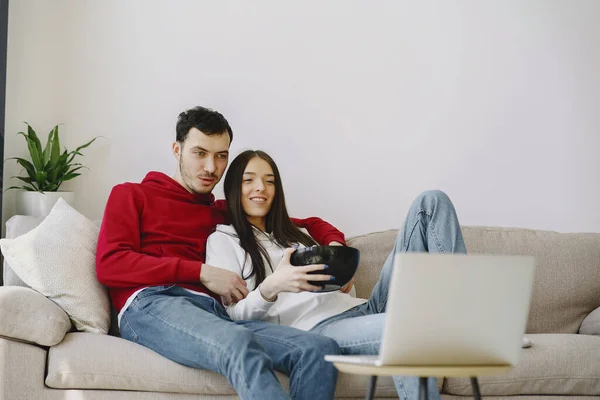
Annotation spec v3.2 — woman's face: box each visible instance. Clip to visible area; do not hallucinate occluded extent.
[241,157,276,227]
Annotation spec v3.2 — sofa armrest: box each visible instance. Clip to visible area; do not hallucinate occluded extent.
[579,306,600,335]
[0,337,49,400]
[0,286,71,346]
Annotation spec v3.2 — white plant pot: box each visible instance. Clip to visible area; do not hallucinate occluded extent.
[15,191,75,217]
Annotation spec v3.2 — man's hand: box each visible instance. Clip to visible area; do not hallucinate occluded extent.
[339,278,355,294]
[200,264,249,305]
[328,241,354,293]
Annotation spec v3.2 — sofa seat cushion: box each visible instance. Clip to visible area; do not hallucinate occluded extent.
[0,286,71,346]
[46,332,399,397]
[443,334,600,396]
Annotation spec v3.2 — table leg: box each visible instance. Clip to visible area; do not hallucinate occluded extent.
[470,377,482,400]
[419,377,428,400]
[365,375,377,400]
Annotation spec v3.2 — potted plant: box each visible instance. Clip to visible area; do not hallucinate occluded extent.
[6,122,98,217]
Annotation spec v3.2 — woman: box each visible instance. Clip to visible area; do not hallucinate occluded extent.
[206,150,467,400]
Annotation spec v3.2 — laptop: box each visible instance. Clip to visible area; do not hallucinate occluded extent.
[325,252,535,366]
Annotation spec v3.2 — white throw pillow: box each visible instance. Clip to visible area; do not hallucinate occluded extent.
[0,198,110,333]
[580,306,600,335]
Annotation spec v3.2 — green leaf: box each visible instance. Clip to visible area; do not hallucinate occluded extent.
[63,167,84,178]
[6,157,36,179]
[25,123,45,169]
[45,183,60,191]
[60,172,81,182]
[65,137,98,165]
[5,185,38,192]
[50,125,61,164]
[18,130,44,172]
[47,151,69,182]
[35,171,47,188]
[26,122,43,153]
[74,137,98,153]
[11,176,36,184]
[42,126,55,164]
[66,151,80,165]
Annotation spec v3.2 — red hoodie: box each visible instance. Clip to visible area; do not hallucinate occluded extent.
[96,172,346,312]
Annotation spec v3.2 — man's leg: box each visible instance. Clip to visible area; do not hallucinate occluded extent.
[119,285,291,400]
[237,319,341,400]
[367,189,467,314]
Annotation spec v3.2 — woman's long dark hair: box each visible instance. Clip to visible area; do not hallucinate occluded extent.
[224,150,318,285]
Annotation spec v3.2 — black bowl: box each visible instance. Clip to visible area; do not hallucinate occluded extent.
[290,246,360,292]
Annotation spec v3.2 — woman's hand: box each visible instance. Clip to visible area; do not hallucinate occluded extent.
[259,248,333,299]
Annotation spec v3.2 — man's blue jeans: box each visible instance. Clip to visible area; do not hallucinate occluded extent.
[120,285,341,400]
[310,190,467,400]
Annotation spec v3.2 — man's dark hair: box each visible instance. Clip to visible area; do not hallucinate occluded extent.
[176,106,233,144]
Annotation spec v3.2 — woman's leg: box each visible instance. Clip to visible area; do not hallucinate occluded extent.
[366,189,467,314]
[310,313,384,355]
[311,190,466,399]
[311,313,439,400]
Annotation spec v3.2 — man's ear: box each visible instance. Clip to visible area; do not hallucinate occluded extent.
[172,141,182,161]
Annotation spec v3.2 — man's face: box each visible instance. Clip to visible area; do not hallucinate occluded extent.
[172,128,230,194]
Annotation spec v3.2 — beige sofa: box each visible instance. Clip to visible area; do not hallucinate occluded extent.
[1,216,600,400]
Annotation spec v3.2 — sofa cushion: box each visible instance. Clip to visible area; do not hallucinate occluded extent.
[462,226,600,334]
[0,286,71,346]
[348,229,396,299]
[0,199,110,334]
[349,227,600,334]
[443,333,600,396]
[3,214,120,337]
[580,306,600,336]
[46,332,399,397]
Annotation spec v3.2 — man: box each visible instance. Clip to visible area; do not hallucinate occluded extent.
[96,106,343,400]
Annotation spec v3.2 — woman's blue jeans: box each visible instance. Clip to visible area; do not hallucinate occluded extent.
[310,190,467,400]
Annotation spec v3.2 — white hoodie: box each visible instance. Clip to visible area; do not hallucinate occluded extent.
[205,224,367,331]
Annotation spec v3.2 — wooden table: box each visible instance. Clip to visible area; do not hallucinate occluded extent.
[331,363,511,400]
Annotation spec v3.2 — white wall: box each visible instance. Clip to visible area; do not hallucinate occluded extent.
[3,0,600,237]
